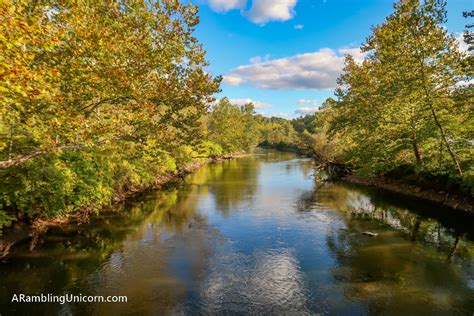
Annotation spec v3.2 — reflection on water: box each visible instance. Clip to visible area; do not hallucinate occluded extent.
[1,149,473,315]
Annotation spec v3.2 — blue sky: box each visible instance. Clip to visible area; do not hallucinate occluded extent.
[192,0,470,118]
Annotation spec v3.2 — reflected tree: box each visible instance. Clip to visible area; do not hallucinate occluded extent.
[186,157,261,215]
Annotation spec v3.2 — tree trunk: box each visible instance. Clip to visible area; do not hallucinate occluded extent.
[429,107,463,176]
[417,62,463,176]
[409,27,463,177]
[412,133,421,164]
[0,143,86,169]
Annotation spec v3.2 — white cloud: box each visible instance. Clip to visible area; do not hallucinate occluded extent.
[228,98,272,109]
[250,54,271,63]
[455,79,474,88]
[223,48,337,89]
[246,0,297,24]
[338,47,368,64]
[296,99,317,105]
[208,0,246,12]
[455,33,469,53]
[295,107,319,115]
[222,76,244,85]
[206,0,298,25]
[294,24,304,30]
[223,47,368,90]
[269,112,289,118]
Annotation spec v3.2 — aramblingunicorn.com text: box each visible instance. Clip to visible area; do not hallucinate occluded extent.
[11,294,127,304]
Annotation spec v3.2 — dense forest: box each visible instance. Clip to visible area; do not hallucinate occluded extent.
[0,0,472,232]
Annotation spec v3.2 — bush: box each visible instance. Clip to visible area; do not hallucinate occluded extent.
[0,142,188,231]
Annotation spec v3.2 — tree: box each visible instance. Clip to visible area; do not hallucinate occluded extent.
[1,0,221,167]
[292,115,316,134]
[463,10,473,52]
[257,116,297,150]
[0,0,221,229]
[208,98,259,153]
[328,0,472,183]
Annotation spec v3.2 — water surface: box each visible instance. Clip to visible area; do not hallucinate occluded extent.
[1,150,474,315]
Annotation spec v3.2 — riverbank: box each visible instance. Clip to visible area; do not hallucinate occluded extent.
[258,144,309,156]
[342,174,474,214]
[0,154,246,259]
[2,149,473,315]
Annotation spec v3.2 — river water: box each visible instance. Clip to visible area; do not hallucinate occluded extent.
[1,150,473,315]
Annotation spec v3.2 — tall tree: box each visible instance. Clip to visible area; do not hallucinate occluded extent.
[1,0,221,168]
[330,0,472,178]
[0,0,221,228]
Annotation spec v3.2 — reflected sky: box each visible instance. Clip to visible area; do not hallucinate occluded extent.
[1,149,473,315]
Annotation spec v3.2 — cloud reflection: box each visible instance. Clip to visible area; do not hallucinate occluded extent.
[198,249,311,314]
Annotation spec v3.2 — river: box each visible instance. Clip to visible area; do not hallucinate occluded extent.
[1,150,473,315]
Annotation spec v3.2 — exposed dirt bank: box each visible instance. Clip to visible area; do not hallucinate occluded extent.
[343,174,473,214]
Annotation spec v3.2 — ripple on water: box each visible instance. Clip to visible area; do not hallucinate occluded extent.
[2,150,474,316]
[192,246,315,314]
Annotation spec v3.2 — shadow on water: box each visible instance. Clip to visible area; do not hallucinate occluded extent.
[296,180,474,314]
[1,149,473,315]
[297,180,474,243]
[0,183,214,314]
[0,153,266,315]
